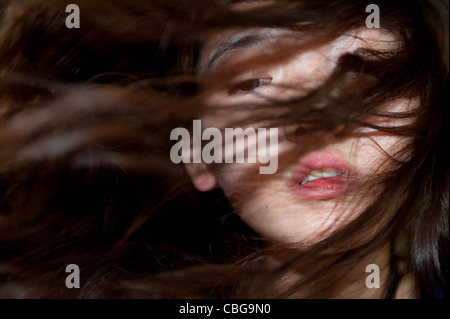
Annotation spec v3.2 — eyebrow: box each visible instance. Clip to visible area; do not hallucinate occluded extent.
[206,33,275,70]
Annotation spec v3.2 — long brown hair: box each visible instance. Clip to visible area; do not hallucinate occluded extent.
[0,0,447,298]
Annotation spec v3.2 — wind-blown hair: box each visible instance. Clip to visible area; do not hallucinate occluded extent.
[0,0,447,298]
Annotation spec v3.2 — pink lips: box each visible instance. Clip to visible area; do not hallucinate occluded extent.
[290,150,358,200]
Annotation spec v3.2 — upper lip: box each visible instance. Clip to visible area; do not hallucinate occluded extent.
[291,149,356,186]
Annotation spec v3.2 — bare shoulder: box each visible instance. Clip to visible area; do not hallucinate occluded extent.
[393,258,419,299]
[394,273,419,299]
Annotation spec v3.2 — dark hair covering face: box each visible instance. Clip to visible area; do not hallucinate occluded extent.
[0,0,447,298]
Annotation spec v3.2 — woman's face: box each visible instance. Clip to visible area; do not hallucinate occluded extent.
[186,27,415,245]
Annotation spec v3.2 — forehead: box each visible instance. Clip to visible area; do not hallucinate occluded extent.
[198,27,400,74]
[198,28,285,72]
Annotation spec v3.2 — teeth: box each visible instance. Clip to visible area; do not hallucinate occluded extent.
[300,168,347,185]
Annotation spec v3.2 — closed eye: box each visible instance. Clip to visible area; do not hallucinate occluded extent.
[228,77,272,95]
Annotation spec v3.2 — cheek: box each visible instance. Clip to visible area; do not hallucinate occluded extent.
[355,136,413,176]
[353,119,416,168]
[215,162,263,199]
[215,169,288,243]
[350,98,418,169]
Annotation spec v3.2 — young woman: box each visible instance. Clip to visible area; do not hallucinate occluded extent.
[0,0,447,299]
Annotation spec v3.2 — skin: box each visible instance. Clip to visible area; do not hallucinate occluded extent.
[184,27,417,298]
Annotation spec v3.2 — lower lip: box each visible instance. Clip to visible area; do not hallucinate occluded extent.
[291,176,355,200]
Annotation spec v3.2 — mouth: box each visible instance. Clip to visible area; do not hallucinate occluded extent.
[290,150,358,200]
